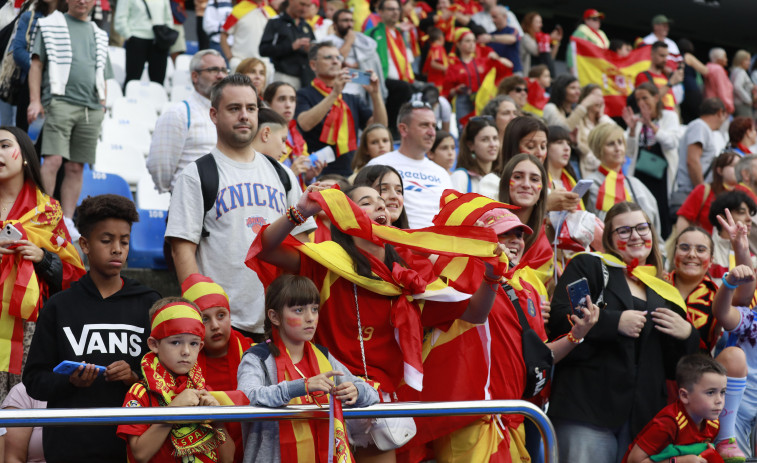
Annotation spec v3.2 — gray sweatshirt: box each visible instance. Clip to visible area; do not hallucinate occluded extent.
[237,344,379,463]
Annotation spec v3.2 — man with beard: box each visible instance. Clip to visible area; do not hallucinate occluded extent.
[296,41,386,177]
[147,50,228,194]
[166,74,315,342]
[366,101,452,228]
[323,9,386,99]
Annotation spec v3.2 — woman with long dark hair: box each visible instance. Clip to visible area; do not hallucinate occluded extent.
[0,126,85,402]
[451,116,499,194]
[542,74,603,130]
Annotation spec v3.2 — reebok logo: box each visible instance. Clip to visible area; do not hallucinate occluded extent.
[63,324,145,357]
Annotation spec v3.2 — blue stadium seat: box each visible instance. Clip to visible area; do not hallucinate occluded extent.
[128,209,167,269]
[77,165,134,205]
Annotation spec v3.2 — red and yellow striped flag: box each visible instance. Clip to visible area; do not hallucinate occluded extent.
[0,181,85,374]
[222,0,258,31]
[595,165,632,212]
[312,78,357,157]
[522,78,549,117]
[572,37,651,117]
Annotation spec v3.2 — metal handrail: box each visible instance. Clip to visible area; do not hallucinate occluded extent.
[0,400,557,463]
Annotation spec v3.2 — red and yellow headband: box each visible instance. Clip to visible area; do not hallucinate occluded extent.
[181,273,230,312]
[151,302,206,340]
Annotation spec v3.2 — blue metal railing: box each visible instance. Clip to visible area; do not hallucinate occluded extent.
[0,400,557,462]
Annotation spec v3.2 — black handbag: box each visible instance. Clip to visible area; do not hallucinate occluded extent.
[502,283,554,398]
[141,0,178,51]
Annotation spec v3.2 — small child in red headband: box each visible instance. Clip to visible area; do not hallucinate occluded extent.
[181,273,253,462]
[118,297,235,463]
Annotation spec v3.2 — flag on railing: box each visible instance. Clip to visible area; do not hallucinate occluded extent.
[572,37,651,117]
[328,395,354,462]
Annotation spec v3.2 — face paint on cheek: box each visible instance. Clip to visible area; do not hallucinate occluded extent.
[285,316,303,327]
[535,183,542,192]
[643,240,652,249]
[700,257,711,269]
[616,240,627,251]
[509,179,516,187]
[11,150,19,160]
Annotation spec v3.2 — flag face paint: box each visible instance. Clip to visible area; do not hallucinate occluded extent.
[644,240,652,249]
[616,240,627,251]
[11,150,19,160]
[285,316,303,327]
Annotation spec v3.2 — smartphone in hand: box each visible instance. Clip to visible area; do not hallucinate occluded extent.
[566,278,591,319]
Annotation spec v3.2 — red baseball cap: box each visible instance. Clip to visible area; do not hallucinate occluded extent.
[583,9,605,20]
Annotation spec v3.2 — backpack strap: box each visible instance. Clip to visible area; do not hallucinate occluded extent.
[182,100,190,130]
[196,153,219,238]
[262,153,292,194]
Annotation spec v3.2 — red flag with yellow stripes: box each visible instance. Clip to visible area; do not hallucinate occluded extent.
[0,181,85,374]
[572,37,651,117]
[522,78,549,117]
[311,79,357,156]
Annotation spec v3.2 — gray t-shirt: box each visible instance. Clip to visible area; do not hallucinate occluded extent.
[165,148,315,333]
[675,118,717,195]
[32,14,113,109]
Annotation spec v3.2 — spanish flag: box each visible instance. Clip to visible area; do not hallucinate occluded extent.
[522,78,549,118]
[473,58,512,116]
[572,37,651,117]
[0,180,85,374]
[222,1,276,31]
[312,78,357,157]
[595,165,632,212]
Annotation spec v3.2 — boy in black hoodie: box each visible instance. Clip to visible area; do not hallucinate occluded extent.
[23,194,161,463]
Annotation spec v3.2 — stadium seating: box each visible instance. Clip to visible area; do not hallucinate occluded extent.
[128,209,167,269]
[136,170,170,211]
[100,118,152,157]
[105,78,123,110]
[125,81,169,111]
[77,165,133,205]
[94,141,149,186]
[110,97,159,131]
[108,46,126,87]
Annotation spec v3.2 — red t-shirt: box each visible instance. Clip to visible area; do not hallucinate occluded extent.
[301,253,466,393]
[118,383,201,463]
[676,183,715,234]
[622,400,719,463]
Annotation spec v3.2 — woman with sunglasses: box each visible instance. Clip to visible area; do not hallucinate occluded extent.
[451,116,499,193]
[497,76,529,110]
[548,201,699,462]
[543,74,604,131]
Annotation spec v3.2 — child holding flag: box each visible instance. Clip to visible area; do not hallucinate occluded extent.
[237,274,378,462]
[118,298,236,463]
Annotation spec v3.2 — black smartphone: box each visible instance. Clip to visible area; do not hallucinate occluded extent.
[566,278,591,319]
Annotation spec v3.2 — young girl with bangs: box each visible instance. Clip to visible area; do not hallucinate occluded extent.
[237,274,378,463]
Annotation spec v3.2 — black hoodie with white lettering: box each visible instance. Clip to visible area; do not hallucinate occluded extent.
[23,272,161,463]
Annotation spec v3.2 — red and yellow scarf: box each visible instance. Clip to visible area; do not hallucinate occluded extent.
[272,331,354,462]
[312,78,357,157]
[222,0,276,30]
[595,165,632,212]
[0,180,84,374]
[386,25,415,82]
[140,352,226,461]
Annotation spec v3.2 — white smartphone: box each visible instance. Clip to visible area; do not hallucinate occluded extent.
[572,179,594,198]
[1,224,21,245]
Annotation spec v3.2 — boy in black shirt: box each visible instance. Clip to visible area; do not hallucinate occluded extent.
[23,194,161,463]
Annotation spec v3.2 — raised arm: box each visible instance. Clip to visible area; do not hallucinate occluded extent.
[713,264,754,331]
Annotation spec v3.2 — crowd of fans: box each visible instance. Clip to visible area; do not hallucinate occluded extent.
[2,0,757,462]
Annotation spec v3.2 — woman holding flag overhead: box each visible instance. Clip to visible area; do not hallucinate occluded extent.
[547,201,699,462]
[585,123,662,239]
[247,184,504,461]
[0,126,85,400]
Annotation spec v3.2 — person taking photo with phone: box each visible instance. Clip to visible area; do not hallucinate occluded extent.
[547,201,699,462]
[295,41,387,177]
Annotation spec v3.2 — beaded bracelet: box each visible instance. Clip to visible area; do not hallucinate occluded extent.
[722,273,738,290]
[483,274,501,284]
[567,332,583,344]
[286,206,306,226]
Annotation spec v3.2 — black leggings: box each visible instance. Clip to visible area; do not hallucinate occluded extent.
[124,36,169,85]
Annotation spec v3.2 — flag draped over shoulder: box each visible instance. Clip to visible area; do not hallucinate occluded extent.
[245,188,502,391]
[222,1,276,30]
[572,37,651,117]
[0,181,85,374]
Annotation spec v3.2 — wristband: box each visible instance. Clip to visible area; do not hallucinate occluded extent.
[722,273,738,290]
[286,206,306,226]
[567,332,583,344]
[483,273,501,284]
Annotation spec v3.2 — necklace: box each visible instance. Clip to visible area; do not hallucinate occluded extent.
[0,199,14,213]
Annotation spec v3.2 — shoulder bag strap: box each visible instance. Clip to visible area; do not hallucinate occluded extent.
[140,0,155,24]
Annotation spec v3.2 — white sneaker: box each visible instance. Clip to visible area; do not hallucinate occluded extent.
[63,216,80,243]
